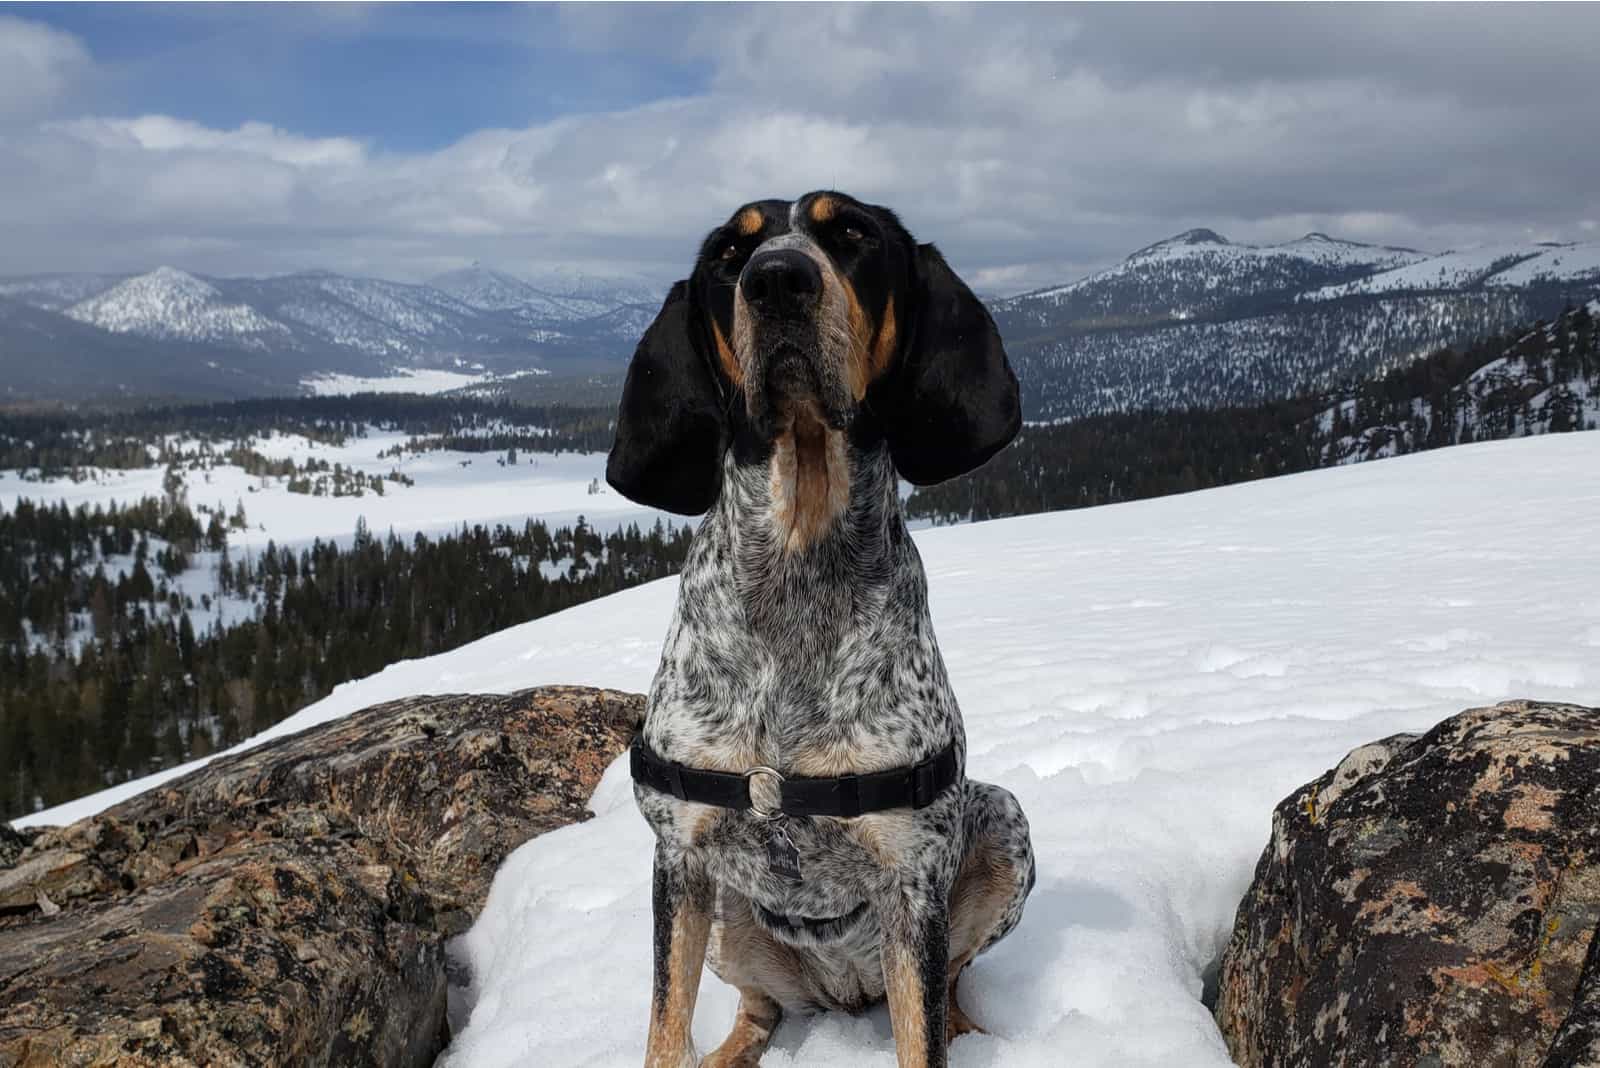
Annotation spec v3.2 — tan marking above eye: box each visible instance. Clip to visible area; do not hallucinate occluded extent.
[736,207,764,236]
[809,195,837,223]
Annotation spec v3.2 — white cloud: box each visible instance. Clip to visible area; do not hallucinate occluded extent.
[0,16,91,120]
[57,116,368,168]
[1,5,1597,292]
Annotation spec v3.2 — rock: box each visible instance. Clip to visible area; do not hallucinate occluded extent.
[1216,700,1600,1068]
[1545,916,1600,1067]
[0,685,642,1068]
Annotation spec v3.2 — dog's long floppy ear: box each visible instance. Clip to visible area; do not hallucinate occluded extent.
[879,244,1021,486]
[605,281,729,515]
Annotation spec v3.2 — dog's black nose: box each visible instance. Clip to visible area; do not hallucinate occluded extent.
[741,249,822,317]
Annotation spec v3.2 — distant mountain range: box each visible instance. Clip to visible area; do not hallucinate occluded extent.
[3,232,1598,413]
[990,230,1600,420]
[906,299,1600,524]
[0,264,664,404]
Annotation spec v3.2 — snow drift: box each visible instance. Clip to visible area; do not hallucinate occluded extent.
[19,432,1600,1065]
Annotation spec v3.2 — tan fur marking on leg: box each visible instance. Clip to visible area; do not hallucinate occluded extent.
[646,903,711,1068]
[947,849,1013,969]
[946,971,987,1044]
[849,811,917,870]
[882,936,931,1066]
[701,988,783,1068]
[938,830,1025,1046]
[690,806,722,847]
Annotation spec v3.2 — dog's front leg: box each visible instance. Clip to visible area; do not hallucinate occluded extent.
[881,889,952,1068]
[646,843,711,1068]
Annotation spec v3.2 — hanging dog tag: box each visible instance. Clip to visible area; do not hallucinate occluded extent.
[766,821,803,884]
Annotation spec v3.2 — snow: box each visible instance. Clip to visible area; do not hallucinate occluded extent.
[15,431,1600,1064]
[64,266,292,346]
[0,435,671,554]
[1302,241,1600,300]
[300,369,497,396]
[1022,230,1422,302]
[429,265,616,321]
[1485,242,1600,287]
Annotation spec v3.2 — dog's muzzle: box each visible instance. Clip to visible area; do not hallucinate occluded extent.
[741,249,822,322]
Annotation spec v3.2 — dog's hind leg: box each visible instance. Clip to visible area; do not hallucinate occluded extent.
[944,780,1036,1043]
[699,988,782,1068]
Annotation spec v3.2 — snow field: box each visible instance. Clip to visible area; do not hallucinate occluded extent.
[18,432,1600,1065]
[299,369,499,396]
[0,434,670,555]
[438,434,1600,1067]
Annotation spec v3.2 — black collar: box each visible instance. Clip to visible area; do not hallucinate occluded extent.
[629,736,960,819]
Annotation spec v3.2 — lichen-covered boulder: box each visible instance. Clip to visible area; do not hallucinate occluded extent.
[1544,916,1600,1068]
[1215,700,1600,1068]
[0,685,642,1068]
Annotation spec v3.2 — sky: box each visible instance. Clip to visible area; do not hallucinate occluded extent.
[1,2,1597,294]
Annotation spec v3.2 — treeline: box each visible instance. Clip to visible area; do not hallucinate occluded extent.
[0,394,616,474]
[909,303,1599,524]
[1,498,692,818]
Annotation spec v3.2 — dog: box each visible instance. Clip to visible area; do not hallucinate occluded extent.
[606,191,1036,1068]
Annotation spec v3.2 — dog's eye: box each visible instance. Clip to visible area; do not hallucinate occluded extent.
[720,244,740,261]
[843,227,864,242]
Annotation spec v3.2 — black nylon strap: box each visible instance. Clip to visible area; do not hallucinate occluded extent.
[630,736,961,818]
[630,741,751,810]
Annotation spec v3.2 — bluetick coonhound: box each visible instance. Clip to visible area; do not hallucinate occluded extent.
[606,191,1036,1068]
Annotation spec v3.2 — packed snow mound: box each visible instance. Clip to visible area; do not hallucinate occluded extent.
[19,433,1600,1065]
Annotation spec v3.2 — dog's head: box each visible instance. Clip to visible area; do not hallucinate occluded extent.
[606,191,1020,515]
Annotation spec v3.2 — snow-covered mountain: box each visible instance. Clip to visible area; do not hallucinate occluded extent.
[66,267,294,350]
[993,230,1600,421]
[428,263,660,323]
[18,431,1600,1065]
[4,232,1596,412]
[1304,240,1600,300]
[1007,229,1424,324]
[429,264,612,320]
[0,264,668,401]
[1318,299,1600,463]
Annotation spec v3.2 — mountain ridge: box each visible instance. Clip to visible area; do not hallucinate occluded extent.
[991,230,1600,421]
[0,263,665,402]
[5,230,1599,412]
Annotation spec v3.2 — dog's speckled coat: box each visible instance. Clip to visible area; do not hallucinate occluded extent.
[608,191,1035,1068]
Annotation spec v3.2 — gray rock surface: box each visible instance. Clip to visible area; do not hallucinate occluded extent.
[0,685,642,1068]
[1216,699,1600,1068]
[1544,915,1600,1068]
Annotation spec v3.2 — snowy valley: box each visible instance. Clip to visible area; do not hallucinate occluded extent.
[15,431,1600,1065]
